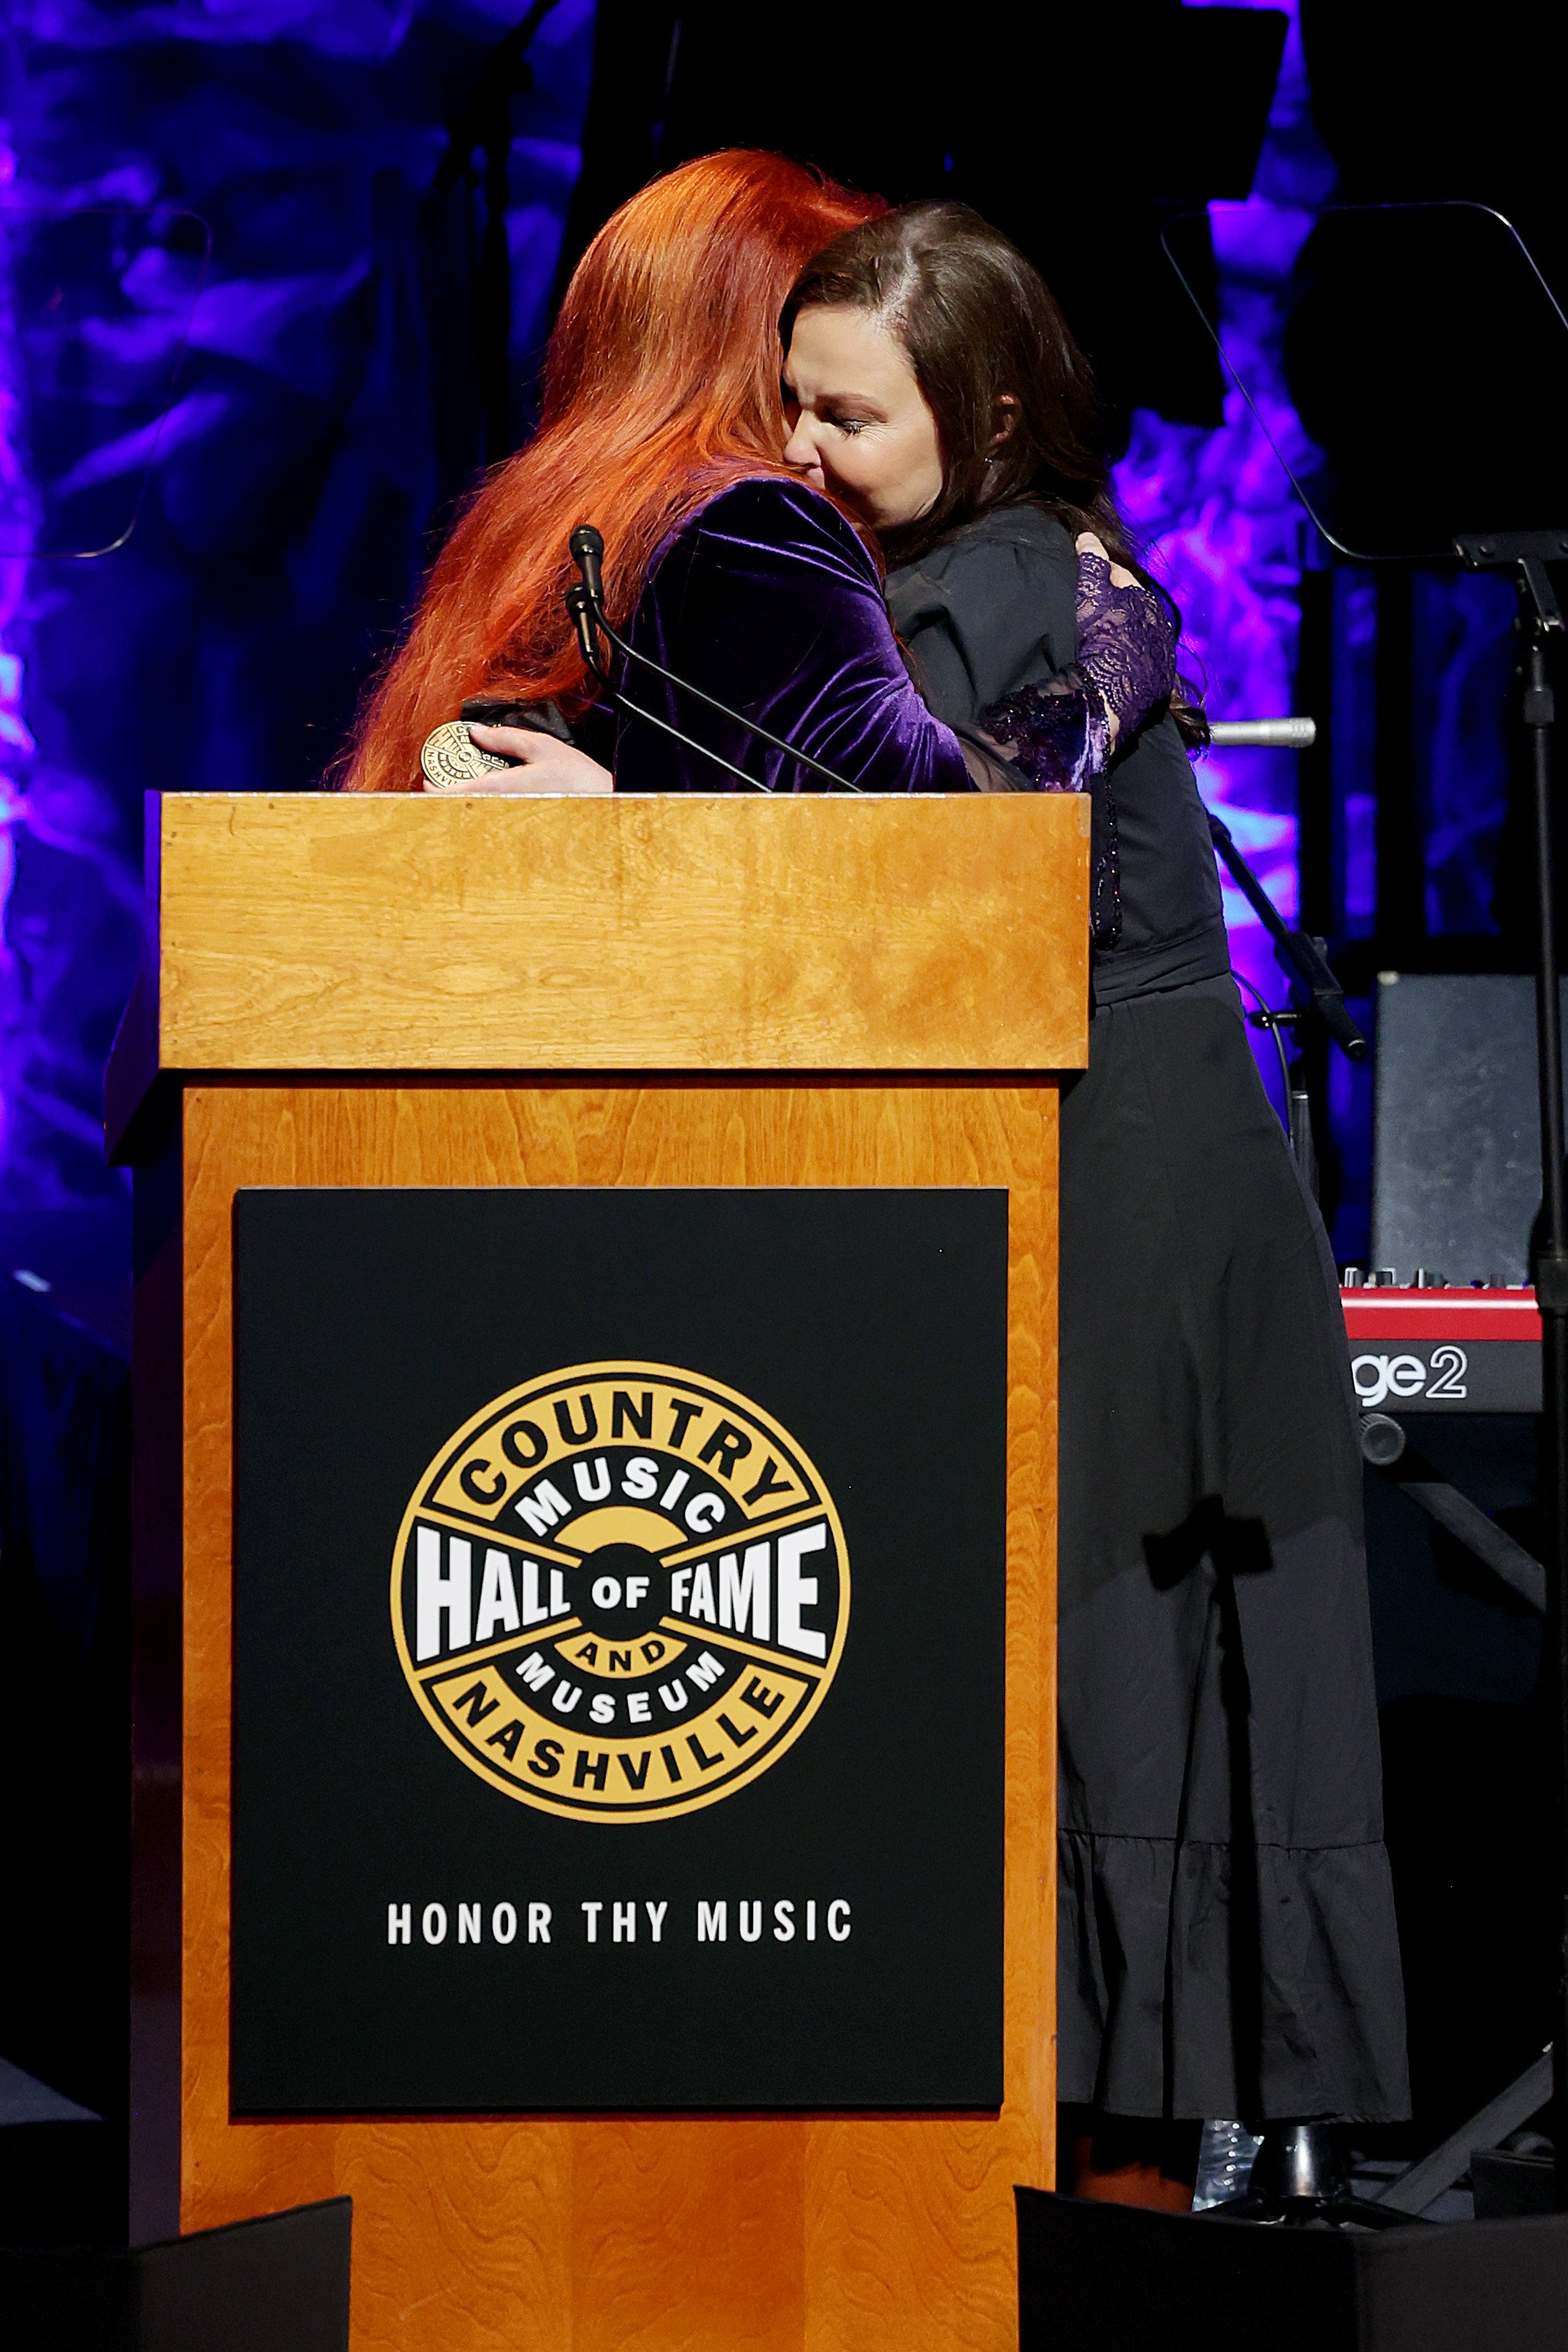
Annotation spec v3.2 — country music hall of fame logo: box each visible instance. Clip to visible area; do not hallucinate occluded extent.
[391,1363,849,1822]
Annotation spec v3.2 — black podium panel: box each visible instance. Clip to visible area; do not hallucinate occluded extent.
[231,1187,1008,2115]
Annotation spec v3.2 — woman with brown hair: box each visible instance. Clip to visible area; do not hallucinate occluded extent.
[775,200,1408,2200]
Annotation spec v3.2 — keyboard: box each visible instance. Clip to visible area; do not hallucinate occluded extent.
[1340,1286,1540,1413]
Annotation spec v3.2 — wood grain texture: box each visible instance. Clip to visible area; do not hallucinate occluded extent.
[126,794,1089,1088]
[177,1081,1057,2352]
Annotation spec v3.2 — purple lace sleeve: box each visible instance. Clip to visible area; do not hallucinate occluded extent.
[1074,552,1177,741]
[971,555,1178,949]
[974,672,1111,790]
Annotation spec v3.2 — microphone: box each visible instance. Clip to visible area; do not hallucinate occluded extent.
[565,581,604,678]
[567,520,863,796]
[568,523,605,614]
[1207,717,1318,749]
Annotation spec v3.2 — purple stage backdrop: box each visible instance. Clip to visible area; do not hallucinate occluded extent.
[0,0,1529,1292]
[1114,0,1323,1113]
[0,0,595,1257]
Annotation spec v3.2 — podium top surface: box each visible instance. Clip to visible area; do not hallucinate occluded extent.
[107,791,1089,1147]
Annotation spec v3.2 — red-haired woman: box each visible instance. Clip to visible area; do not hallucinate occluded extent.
[342,149,974,796]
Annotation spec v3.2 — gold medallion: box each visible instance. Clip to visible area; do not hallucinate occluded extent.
[419,719,511,792]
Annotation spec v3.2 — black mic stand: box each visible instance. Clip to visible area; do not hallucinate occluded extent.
[1453,527,1568,2206]
[1164,200,1568,2222]
[1205,806,1368,1197]
[1203,535,1568,2224]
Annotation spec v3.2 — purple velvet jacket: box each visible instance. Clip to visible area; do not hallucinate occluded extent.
[613,477,974,796]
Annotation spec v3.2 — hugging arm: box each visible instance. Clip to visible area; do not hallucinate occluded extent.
[972,548,1179,791]
[620,480,974,796]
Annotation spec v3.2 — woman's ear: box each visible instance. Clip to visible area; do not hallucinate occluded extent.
[990,394,1021,453]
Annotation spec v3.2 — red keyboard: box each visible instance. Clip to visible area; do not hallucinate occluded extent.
[1340,1286,1540,1413]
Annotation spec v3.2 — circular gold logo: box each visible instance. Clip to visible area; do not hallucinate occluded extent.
[391,1362,849,1822]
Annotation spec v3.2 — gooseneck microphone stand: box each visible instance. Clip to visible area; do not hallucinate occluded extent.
[566,523,863,795]
[565,572,777,795]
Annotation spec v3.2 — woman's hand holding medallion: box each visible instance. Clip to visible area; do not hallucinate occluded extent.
[441,722,613,795]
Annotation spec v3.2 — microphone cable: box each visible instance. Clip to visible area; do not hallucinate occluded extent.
[564,582,775,794]
[567,523,863,796]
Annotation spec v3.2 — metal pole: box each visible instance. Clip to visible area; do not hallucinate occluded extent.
[1521,611,1568,2209]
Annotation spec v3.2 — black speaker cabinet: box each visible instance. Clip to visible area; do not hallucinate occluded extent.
[1018,2187,1568,2352]
[0,2197,350,2352]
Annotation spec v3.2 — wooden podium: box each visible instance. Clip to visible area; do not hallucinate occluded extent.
[110,790,1089,2352]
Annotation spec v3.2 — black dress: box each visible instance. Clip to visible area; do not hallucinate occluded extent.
[888,505,1409,2123]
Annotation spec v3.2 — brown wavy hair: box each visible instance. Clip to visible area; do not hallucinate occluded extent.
[341,151,878,791]
[781,200,1209,746]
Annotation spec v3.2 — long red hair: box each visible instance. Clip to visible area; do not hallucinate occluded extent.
[340,150,878,791]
